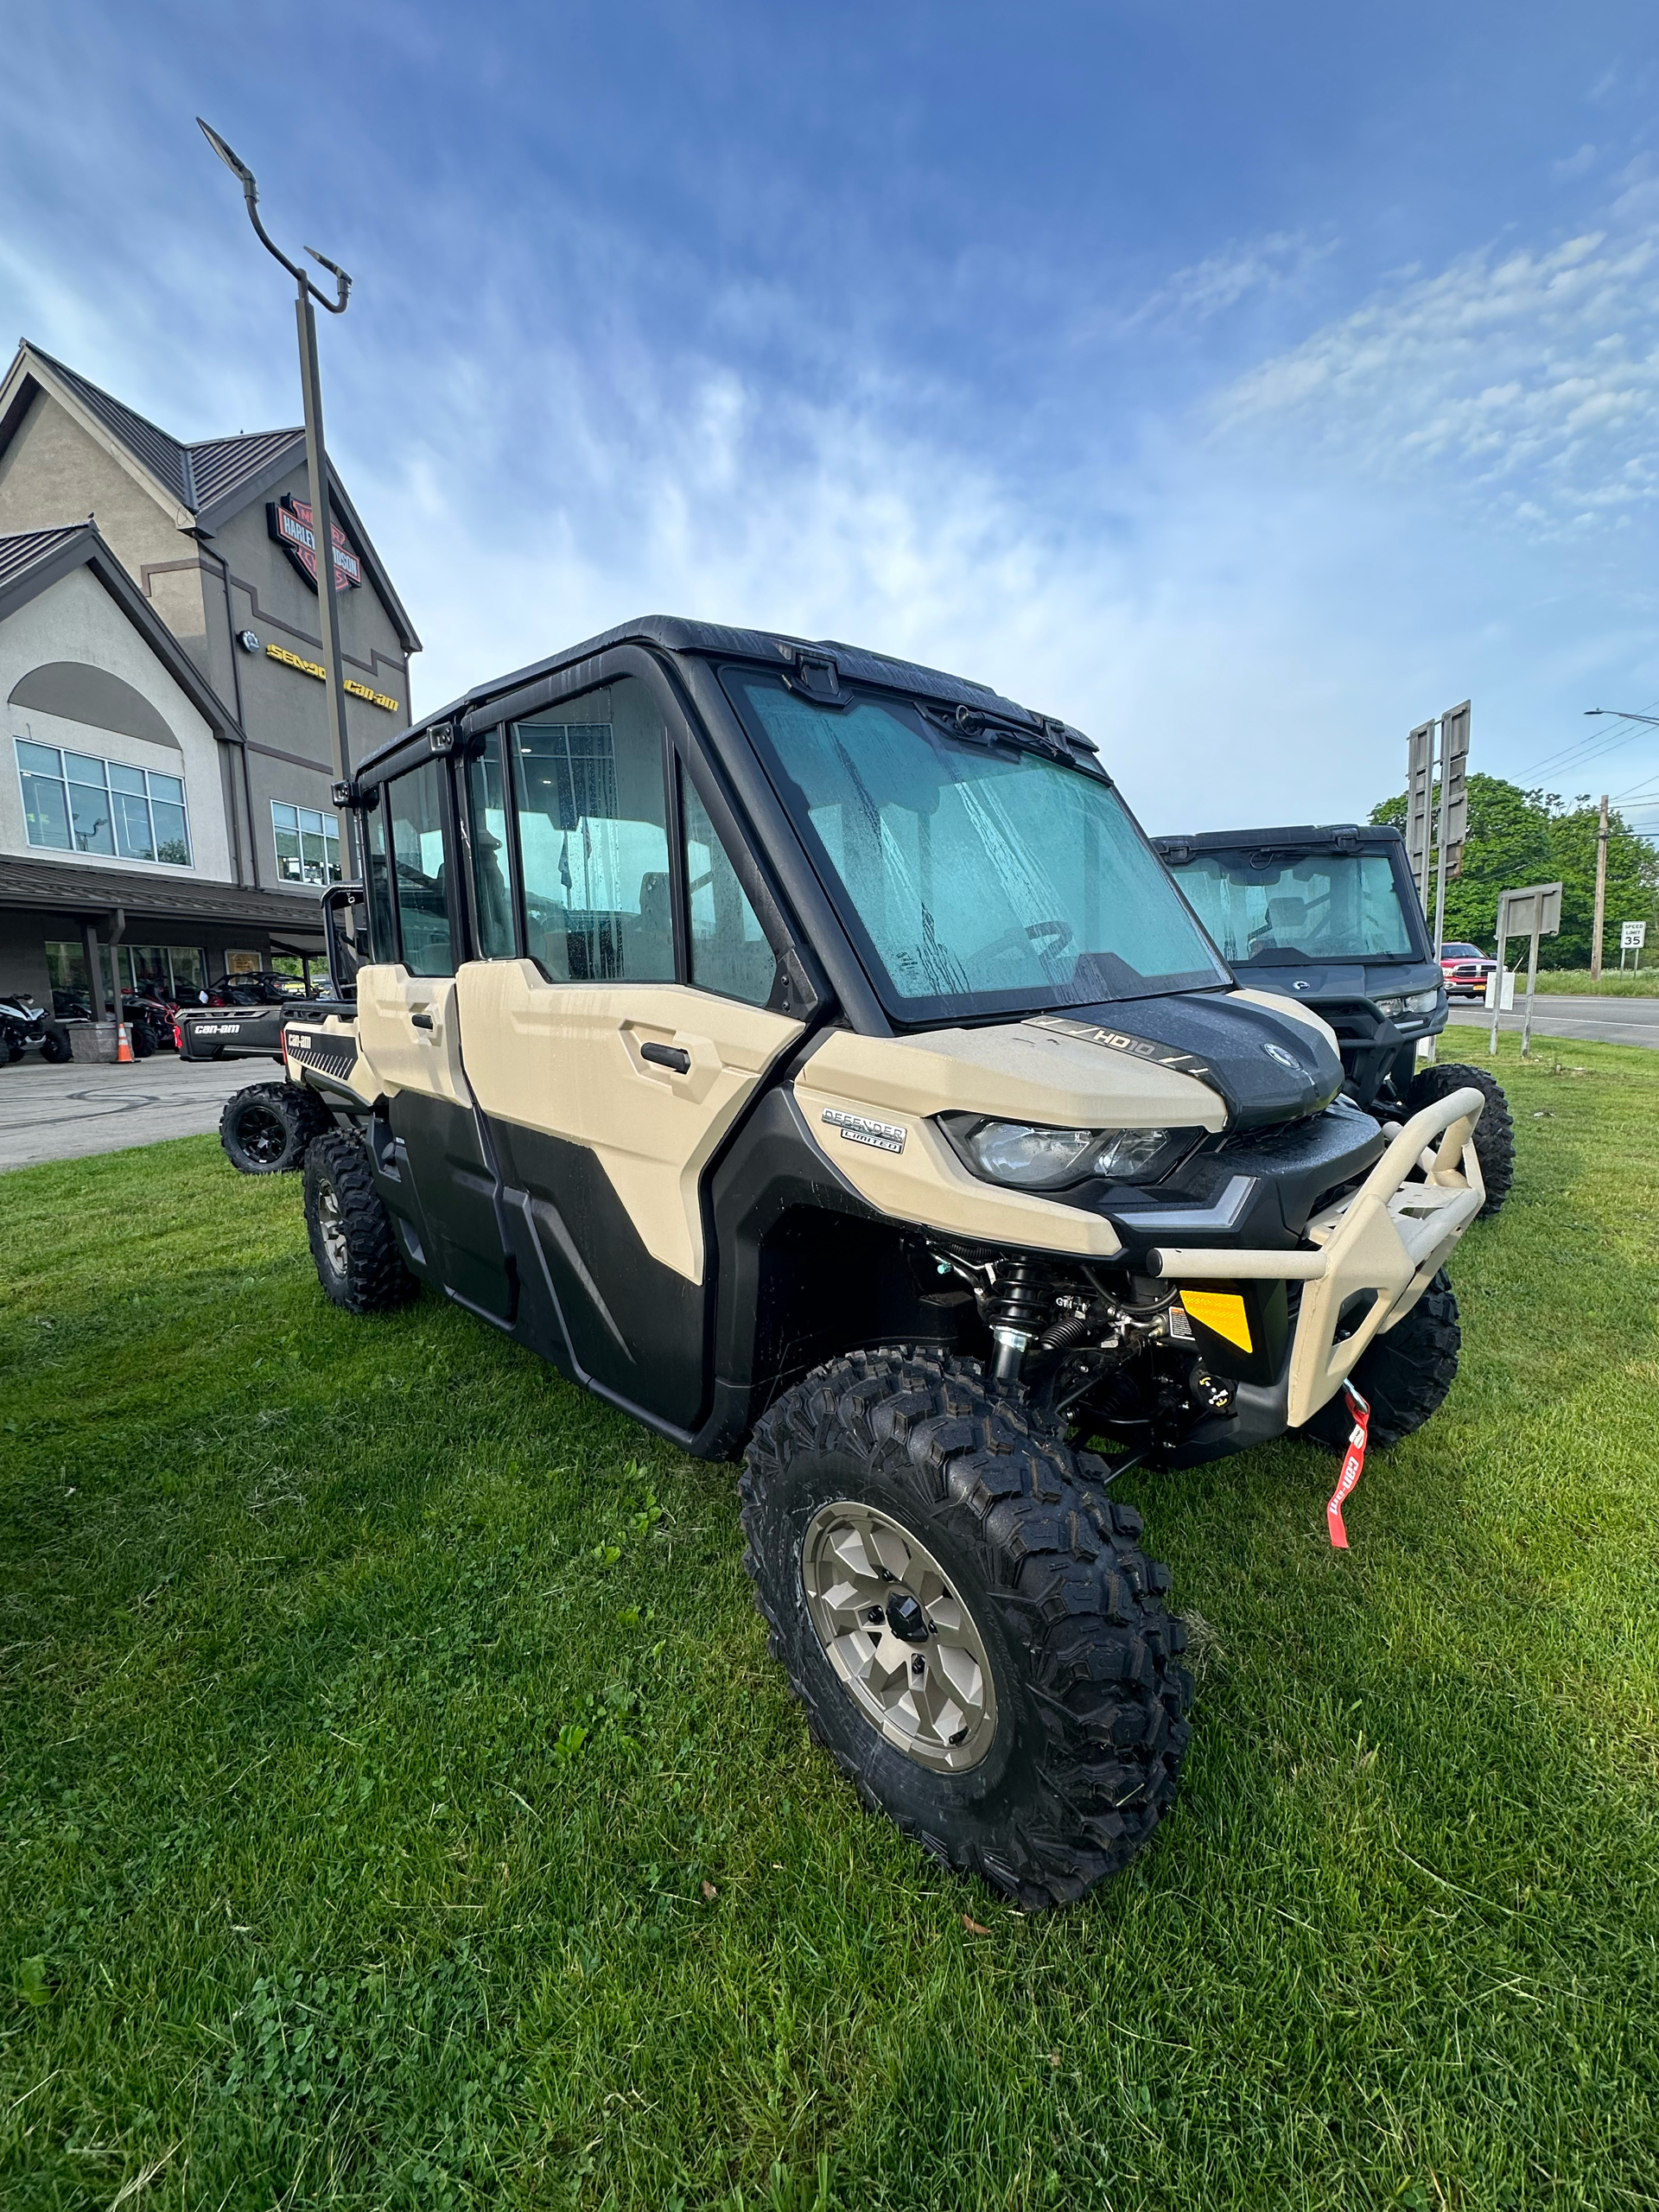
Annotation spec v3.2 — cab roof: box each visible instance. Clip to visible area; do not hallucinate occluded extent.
[355,614,1071,783]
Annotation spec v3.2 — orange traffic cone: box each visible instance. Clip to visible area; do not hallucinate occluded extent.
[115,1021,134,1065]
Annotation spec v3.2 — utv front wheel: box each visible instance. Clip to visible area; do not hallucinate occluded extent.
[303,1130,418,1313]
[1408,1062,1514,1216]
[741,1351,1193,1910]
[1305,1269,1461,1452]
[220,1082,330,1174]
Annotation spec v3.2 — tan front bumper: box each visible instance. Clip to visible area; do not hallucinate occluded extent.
[1146,1087,1487,1427]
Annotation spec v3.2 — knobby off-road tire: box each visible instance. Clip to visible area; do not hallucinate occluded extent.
[741,1350,1194,1910]
[219,1082,332,1175]
[303,1130,418,1314]
[1305,1270,1461,1452]
[1408,1061,1515,1217]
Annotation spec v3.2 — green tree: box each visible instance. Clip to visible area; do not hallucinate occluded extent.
[1370,773,1659,967]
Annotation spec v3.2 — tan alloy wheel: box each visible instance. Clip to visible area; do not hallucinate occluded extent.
[800,1501,998,1772]
[315,1177,348,1276]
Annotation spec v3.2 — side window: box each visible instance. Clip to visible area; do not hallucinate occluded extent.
[681,768,774,1006]
[464,729,517,959]
[386,757,454,977]
[365,800,396,961]
[511,677,672,982]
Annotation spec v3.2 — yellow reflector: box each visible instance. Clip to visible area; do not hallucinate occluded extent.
[1179,1290,1253,1352]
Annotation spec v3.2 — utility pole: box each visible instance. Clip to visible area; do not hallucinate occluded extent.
[1591,792,1609,981]
[198,119,359,875]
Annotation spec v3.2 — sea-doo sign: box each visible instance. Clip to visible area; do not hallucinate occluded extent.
[268,494,363,594]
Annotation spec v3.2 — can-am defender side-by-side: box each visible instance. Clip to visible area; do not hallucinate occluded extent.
[277,621,1487,1909]
[1155,823,1514,1215]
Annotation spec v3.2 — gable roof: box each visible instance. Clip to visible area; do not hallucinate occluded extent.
[0,343,420,651]
[0,522,232,741]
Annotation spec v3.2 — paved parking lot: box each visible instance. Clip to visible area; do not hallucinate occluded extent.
[1447,993,1659,1050]
[0,1054,263,1171]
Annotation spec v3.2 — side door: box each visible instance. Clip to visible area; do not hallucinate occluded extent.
[450,669,805,1432]
[353,748,516,1321]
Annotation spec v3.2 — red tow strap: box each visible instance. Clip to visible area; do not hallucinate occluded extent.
[1325,1382,1370,1549]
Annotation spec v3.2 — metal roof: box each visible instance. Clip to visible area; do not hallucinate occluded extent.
[0,523,85,599]
[357,613,1057,779]
[0,850,327,931]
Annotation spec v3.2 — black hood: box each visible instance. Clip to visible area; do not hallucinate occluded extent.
[1041,988,1344,1129]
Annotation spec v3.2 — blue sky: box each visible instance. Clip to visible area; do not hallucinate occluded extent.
[4,0,1659,834]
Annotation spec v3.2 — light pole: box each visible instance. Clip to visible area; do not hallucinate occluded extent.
[198,118,359,874]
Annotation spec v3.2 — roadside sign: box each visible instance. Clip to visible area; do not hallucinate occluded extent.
[1497,882,1562,941]
[1492,880,1562,1060]
[1622,920,1647,950]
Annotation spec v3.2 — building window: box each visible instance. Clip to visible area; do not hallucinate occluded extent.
[15,739,192,865]
[45,940,206,1008]
[271,800,341,886]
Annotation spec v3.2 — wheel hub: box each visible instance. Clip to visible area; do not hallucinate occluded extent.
[316,1179,348,1274]
[801,1501,997,1772]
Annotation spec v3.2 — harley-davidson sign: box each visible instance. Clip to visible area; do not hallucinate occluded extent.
[267,493,363,594]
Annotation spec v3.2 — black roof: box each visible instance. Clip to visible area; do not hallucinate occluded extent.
[1154,822,1408,857]
[0,849,327,934]
[357,614,1068,779]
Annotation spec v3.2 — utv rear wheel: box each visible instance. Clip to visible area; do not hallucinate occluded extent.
[219,1082,331,1175]
[303,1130,417,1313]
[1305,1270,1460,1452]
[741,1351,1193,1910]
[1408,1062,1514,1216]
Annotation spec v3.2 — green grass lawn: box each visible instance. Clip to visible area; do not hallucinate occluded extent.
[3,1033,1657,2211]
[1527,970,1659,996]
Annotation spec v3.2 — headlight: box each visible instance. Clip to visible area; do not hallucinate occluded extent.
[1404,987,1442,1014]
[940,1116,1190,1190]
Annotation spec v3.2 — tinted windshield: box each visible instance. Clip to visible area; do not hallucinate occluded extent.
[1170,849,1417,963]
[728,673,1229,1018]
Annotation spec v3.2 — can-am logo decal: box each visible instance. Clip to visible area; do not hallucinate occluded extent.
[268,494,364,594]
[822,1108,906,1154]
[1262,1042,1300,1069]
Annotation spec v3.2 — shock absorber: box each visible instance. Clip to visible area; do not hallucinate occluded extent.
[988,1257,1049,1388]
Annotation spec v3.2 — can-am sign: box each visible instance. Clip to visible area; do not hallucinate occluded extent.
[267,494,363,594]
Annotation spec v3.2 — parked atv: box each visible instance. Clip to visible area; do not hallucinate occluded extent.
[0,993,51,1064]
[1155,823,1514,1215]
[275,620,1489,1909]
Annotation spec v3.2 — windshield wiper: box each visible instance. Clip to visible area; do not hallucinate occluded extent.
[918,700,1106,773]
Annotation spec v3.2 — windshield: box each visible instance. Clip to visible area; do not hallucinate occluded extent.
[728,673,1229,1019]
[1168,849,1418,963]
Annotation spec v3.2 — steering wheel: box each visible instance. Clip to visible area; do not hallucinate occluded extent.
[968,917,1076,968]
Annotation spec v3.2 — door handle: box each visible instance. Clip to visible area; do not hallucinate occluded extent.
[639,1040,690,1074]
[410,1012,434,1031]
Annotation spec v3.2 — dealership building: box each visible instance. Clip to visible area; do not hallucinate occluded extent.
[0,341,419,1009]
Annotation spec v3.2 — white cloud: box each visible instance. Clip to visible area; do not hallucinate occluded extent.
[1123,232,1325,330]
[1212,224,1659,529]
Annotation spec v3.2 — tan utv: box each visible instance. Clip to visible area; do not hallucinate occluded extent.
[280,620,1487,1909]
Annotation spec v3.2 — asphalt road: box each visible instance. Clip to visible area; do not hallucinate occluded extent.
[0,1053,264,1172]
[1446,994,1659,1050]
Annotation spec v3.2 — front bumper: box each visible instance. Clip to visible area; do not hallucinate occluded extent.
[1144,1086,1486,1427]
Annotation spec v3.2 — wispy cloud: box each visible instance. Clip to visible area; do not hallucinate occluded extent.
[1125,232,1327,330]
[1213,223,1659,529]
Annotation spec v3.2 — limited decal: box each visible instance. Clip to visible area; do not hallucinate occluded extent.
[821,1108,906,1155]
[1026,1014,1221,1092]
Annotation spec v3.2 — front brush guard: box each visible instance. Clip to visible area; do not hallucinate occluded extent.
[1143,1086,1486,1427]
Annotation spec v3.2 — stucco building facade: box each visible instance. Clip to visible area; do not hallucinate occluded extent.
[0,342,419,1006]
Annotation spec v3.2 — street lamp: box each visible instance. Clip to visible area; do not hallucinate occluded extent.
[198,118,359,871]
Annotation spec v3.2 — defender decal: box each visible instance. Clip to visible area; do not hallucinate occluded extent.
[821,1108,907,1154]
